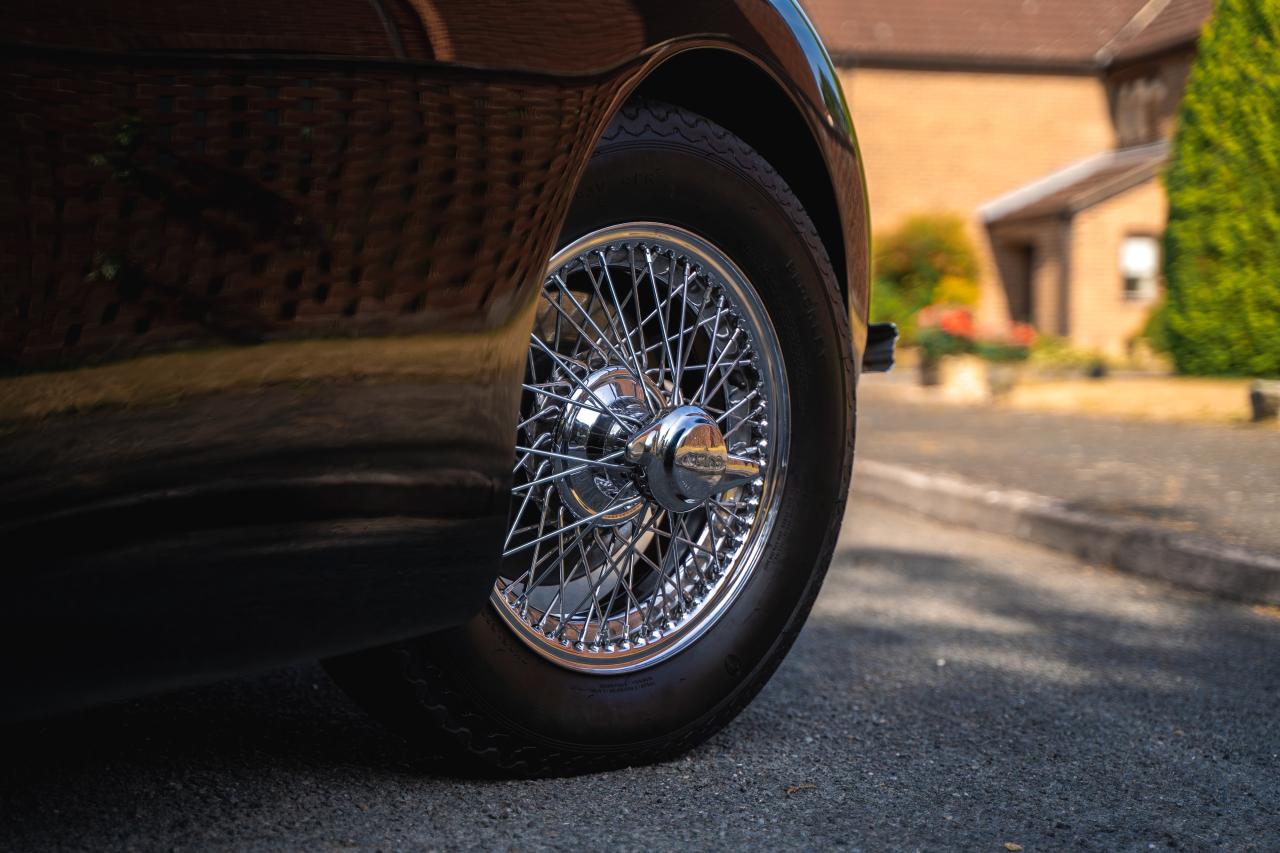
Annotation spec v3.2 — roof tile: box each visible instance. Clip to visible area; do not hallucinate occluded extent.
[1109,0,1214,62]
[803,0,1206,67]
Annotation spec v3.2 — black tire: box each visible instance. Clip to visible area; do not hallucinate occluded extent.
[325,100,856,776]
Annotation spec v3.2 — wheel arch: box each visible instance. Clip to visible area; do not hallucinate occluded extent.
[628,49,850,308]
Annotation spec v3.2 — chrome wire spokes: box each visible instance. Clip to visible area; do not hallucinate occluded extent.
[491,224,788,673]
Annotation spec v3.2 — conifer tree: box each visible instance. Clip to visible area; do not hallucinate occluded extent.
[1164,0,1280,376]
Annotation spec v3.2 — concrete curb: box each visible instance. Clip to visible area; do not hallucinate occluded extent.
[854,460,1280,606]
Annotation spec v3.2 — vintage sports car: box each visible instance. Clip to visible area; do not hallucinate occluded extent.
[0,0,894,774]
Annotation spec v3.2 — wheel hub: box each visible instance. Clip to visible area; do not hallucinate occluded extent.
[553,366,652,526]
[626,406,761,512]
[554,367,763,521]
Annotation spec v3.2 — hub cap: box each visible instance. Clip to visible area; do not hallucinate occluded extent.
[626,405,761,512]
[493,223,789,673]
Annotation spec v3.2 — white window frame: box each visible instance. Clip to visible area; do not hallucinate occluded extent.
[1120,234,1160,301]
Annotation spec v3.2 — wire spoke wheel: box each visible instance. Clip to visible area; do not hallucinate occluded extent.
[492,223,790,673]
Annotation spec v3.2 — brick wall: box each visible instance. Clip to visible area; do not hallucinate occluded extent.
[1069,178,1167,356]
[839,66,1116,330]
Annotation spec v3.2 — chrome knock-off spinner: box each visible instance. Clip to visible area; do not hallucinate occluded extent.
[626,405,762,512]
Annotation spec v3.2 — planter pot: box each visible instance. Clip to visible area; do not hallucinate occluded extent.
[938,354,991,403]
[986,361,1024,397]
[919,356,942,387]
[927,354,1025,402]
[1251,380,1280,422]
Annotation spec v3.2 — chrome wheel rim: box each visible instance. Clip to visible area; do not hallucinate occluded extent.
[491,223,789,674]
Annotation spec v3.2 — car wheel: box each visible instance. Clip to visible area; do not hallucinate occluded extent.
[326,100,856,776]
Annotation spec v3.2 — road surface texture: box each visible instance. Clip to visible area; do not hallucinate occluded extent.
[858,377,1280,556]
[3,495,1277,851]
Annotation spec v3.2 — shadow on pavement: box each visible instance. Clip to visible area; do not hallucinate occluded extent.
[0,522,1276,851]
[751,538,1280,848]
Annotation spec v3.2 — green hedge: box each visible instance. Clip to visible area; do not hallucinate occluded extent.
[870,214,979,342]
[1164,0,1280,377]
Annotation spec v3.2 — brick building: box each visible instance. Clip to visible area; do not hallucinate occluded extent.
[805,0,1214,356]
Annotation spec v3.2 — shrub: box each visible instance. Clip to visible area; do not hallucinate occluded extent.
[1163,0,1280,377]
[974,341,1030,363]
[869,276,920,341]
[871,214,979,342]
[1029,336,1107,372]
[1138,298,1173,355]
[932,274,980,307]
[917,327,970,362]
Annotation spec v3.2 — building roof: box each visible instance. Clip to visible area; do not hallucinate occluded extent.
[1105,0,1214,63]
[980,141,1169,224]
[804,0,1212,70]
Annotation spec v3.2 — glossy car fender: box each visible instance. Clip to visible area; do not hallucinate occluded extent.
[0,0,869,718]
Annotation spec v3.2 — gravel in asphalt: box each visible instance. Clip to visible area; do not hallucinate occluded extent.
[858,378,1280,556]
[2,495,1277,851]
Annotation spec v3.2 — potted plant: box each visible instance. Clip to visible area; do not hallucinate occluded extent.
[975,322,1035,395]
[916,305,975,385]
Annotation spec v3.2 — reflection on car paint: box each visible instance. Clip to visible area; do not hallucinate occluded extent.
[0,0,869,718]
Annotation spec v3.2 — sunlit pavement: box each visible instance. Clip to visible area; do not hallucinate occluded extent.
[2,494,1277,851]
[856,378,1280,556]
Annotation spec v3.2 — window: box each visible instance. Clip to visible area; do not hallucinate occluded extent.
[1120,235,1160,301]
[1114,77,1168,146]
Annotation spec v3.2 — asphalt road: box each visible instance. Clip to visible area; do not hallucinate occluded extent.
[3,494,1277,852]
[857,378,1280,555]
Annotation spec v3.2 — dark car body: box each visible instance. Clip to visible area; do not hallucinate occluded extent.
[0,0,870,719]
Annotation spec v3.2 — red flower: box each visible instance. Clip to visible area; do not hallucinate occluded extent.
[1008,322,1037,347]
[938,307,975,339]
